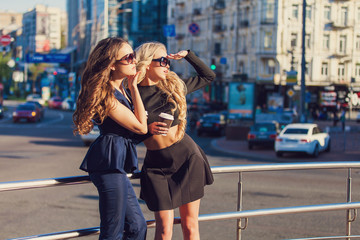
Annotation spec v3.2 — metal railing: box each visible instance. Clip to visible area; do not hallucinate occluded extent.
[2,161,360,240]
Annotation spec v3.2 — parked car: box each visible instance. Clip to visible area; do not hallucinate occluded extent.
[26,94,45,106]
[81,125,100,146]
[61,98,76,111]
[13,103,42,123]
[26,101,45,119]
[196,113,226,136]
[275,123,331,158]
[0,105,4,119]
[247,121,280,150]
[48,96,63,109]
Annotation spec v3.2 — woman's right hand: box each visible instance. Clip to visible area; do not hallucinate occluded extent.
[149,122,169,135]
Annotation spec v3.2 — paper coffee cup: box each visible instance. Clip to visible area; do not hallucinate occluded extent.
[158,113,174,136]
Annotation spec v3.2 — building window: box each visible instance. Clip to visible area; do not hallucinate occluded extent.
[292,5,299,19]
[321,63,328,76]
[356,64,360,77]
[306,5,312,20]
[251,60,256,74]
[338,63,345,77]
[267,59,276,74]
[339,35,346,53]
[341,7,348,26]
[358,7,360,22]
[356,36,360,51]
[262,0,275,22]
[214,43,221,55]
[305,62,310,75]
[251,33,255,48]
[291,33,297,47]
[305,34,311,48]
[323,34,330,49]
[324,6,331,21]
[264,31,272,49]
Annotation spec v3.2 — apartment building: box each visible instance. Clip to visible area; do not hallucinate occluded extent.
[167,0,360,111]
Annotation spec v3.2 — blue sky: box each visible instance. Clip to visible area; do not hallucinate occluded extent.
[0,0,66,13]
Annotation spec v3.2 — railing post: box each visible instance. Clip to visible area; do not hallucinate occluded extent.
[346,168,352,240]
[236,172,243,240]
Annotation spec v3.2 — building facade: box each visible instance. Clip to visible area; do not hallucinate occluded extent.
[167,0,360,113]
[22,5,63,55]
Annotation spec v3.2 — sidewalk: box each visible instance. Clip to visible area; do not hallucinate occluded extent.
[211,121,360,162]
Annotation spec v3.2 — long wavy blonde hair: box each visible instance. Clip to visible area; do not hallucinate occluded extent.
[73,37,127,135]
[135,42,187,140]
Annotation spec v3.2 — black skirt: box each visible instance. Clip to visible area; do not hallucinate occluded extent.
[140,134,214,211]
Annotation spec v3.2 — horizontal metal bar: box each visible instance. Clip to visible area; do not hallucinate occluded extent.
[210,161,360,174]
[285,235,360,240]
[1,162,360,192]
[10,202,360,240]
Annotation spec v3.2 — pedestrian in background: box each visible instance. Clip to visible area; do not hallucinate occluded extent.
[135,42,215,240]
[340,109,346,131]
[73,37,148,240]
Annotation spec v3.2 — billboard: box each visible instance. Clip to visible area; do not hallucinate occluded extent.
[228,82,255,119]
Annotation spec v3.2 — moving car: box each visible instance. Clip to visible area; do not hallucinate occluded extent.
[13,103,42,123]
[275,123,331,158]
[61,98,76,111]
[196,113,226,136]
[26,101,45,119]
[247,121,280,150]
[26,94,45,106]
[81,125,100,146]
[0,105,4,119]
[48,96,63,109]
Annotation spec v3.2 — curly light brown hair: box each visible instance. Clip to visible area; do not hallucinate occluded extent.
[135,42,187,140]
[73,37,128,135]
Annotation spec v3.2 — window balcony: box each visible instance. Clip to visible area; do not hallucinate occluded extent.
[240,20,249,28]
[330,52,349,58]
[193,8,202,16]
[260,18,275,25]
[213,25,227,33]
[214,0,226,10]
[175,33,185,40]
[327,21,352,30]
[175,0,185,6]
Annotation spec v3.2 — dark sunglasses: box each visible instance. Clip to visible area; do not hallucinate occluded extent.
[115,52,136,64]
[152,57,171,67]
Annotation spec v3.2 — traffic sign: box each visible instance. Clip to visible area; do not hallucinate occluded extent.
[287,89,295,98]
[188,23,200,35]
[0,35,11,46]
[163,25,176,37]
[26,53,71,63]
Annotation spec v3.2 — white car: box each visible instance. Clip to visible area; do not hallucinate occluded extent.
[80,125,100,146]
[26,94,45,106]
[275,123,331,158]
[61,98,76,111]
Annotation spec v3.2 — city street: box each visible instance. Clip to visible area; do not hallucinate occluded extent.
[0,101,360,240]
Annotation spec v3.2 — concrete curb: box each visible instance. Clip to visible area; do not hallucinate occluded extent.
[210,138,276,161]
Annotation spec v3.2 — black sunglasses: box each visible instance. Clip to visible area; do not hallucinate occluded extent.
[152,57,171,67]
[115,52,136,64]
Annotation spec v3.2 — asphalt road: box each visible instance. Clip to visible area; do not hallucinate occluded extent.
[0,102,359,240]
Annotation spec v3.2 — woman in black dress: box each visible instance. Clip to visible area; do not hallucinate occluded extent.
[135,42,215,240]
[73,37,148,240]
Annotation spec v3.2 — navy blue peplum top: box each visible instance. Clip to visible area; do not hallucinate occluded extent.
[79,89,139,174]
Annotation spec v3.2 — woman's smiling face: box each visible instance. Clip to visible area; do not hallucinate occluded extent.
[146,47,170,82]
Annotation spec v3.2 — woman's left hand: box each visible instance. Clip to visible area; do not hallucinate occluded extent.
[127,71,141,91]
[167,50,188,60]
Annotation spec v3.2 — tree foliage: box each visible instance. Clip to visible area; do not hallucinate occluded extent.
[0,53,12,83]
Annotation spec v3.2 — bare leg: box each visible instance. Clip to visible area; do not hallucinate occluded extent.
[154,209,174,240]
[179,199,201,240]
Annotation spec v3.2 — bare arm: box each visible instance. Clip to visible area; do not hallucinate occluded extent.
[108,72,148,135]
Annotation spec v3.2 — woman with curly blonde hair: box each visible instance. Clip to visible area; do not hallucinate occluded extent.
[135,42,215,240]
[73,37,148,240]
